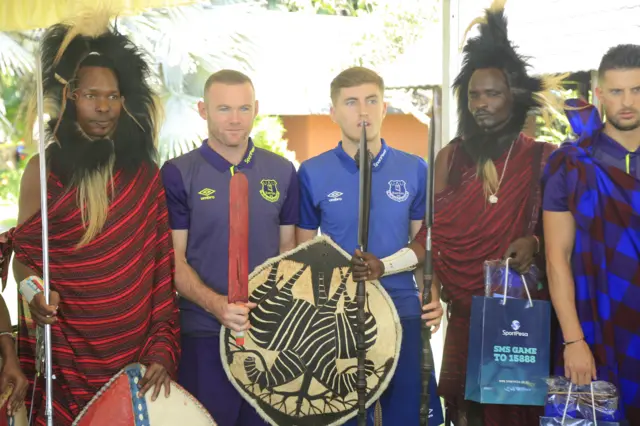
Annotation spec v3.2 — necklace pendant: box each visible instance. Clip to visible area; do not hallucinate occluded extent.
[489,194,498,204]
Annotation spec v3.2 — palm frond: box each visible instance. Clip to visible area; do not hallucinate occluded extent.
[118,3,259,161]
[0,33,34,77]
[157,93,207,162]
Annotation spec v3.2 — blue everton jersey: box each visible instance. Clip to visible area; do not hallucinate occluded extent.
[298,140,427,318]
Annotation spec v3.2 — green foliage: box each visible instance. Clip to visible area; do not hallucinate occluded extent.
[252,115,298,166]
[535,113,571,145]
[276,0,372,15]
[0,163,23,205]
[534,87,584,145]
[352,1,437,67]
[1,72,31,143]
[277,0,437,67]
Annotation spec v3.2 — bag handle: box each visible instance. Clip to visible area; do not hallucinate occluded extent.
[561,382,598,425]
[502,258,533,306]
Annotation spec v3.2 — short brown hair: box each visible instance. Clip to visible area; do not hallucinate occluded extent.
[330,67,384,103]
[204,69,254,98]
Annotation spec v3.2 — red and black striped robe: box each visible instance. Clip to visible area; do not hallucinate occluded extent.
[417,134,554,426]
[8,164,179,425]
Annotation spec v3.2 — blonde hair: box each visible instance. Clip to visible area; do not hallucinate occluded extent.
[75,158,114,248]
[204,69,254,99]
[330,67,384,103]
[479,160,499,198]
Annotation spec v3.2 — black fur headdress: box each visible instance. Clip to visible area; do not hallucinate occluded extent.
[453,0,565,162]
[29,8,159,184]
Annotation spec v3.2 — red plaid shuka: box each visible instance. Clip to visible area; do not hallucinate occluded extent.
[0,164,180,425]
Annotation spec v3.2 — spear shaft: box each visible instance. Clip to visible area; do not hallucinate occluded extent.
[419,87,441,426]
[356,120,372,426]
[35,50,55,426]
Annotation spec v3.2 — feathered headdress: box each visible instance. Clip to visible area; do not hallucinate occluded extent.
[453,0,565,141]
[26,7,161,248]
[27,7,159,174]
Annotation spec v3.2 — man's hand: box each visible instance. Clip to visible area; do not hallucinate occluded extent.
[29,291,60,326]
[351,249,384,281]
[564,340,597,386]
[0,356,28,416]
[138,363,171,402]
[504,236,538,274]
[209,294,256,332]
[419,293,444,334]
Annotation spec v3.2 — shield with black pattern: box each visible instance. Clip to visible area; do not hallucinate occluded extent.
[221,235,401,426]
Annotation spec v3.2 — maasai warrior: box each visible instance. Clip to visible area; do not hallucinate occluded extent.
[543,44,640,424]
[161,69,298,425]
[354,2,563,424]
[0,10,180,426]
[296,66,439,425]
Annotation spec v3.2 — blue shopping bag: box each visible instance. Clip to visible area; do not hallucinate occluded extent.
[465,259,551,406]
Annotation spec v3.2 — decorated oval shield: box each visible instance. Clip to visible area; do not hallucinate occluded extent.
[72,363,216,426]
[221,236,401,426]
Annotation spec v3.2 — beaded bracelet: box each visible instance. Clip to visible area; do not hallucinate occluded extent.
[0,331,15,340]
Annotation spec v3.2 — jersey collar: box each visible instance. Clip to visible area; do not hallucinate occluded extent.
[334,139,390,174]
[198,138,257,173]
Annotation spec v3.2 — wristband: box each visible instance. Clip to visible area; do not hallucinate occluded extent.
[19,276,44,304]
[381,247,418,277]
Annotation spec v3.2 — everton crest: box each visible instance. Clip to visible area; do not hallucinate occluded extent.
[221,236,401,426]
[259,179,280,203]
[386,180,409,202]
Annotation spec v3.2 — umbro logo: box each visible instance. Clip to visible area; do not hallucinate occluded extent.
[327,191,343,202]
[198,188,216,200]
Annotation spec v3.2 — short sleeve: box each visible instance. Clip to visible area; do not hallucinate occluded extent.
[297,163,321,230]
[160,162,190,229]
[410,158,428,220]
[279,163,300,226]
[542,161,569,212]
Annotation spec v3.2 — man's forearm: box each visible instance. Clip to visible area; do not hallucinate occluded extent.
[174,260,220,315]
[547,257,583,342]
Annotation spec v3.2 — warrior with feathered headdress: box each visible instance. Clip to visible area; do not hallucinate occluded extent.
[426,1,561,424]
[0,8,180,424]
